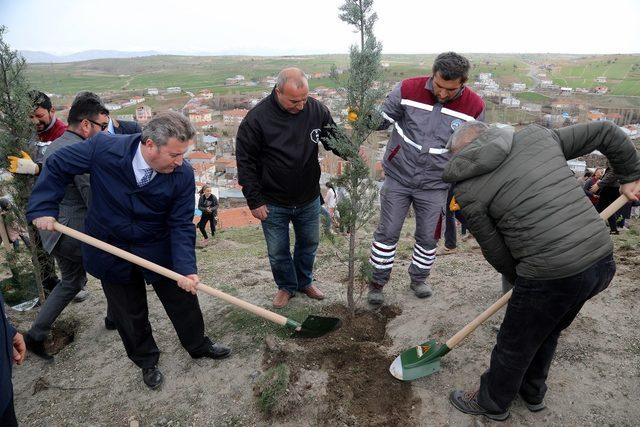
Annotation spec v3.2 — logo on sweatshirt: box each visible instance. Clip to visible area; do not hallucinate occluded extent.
[310,128,321,144]
[451,119,463,131]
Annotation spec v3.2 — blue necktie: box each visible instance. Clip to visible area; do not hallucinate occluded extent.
[138,168,154,187]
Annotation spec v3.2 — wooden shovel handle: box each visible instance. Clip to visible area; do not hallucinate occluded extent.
[53,222,289,327]
[445,193,630,350]
[0,214,12,251]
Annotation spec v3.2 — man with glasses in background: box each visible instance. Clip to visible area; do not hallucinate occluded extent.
[22,92,110,360]
[366,52,485,305]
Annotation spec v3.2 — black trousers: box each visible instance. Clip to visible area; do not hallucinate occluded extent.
[101,267,211,369]
[28,236,87,341]
[478,254,616,413]
[197,213,216,239]
[30,224,59,290]
[444,187,467,249]
[596,187,620,233]
[1,397,18,427]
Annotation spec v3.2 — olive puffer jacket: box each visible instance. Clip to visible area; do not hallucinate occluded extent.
[443,122,640,280]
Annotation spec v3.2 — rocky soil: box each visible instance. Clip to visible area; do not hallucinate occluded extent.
[6,217,640,426]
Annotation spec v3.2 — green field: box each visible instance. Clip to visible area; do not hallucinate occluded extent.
[26,55,352,95]
[549,55,640,96]
[25,53,640,98]
[514,91,551,103]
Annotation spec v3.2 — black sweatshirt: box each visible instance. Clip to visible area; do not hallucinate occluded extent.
[198,194,218,215]
[236,88,340,209]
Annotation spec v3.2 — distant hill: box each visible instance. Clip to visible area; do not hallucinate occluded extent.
[23,53,640,99]
[20,50,161,63]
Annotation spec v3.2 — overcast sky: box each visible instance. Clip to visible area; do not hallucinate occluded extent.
[1,0,638,55]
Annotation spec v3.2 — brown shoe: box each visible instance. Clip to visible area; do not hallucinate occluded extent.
[302,284,325,300]
[273,290,292,308]
[436,246,457,256]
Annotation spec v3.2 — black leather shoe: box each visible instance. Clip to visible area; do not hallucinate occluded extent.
[24,334,53,361]
[142,366,163,389]
[191,343,232,360]
[104,317,117,331]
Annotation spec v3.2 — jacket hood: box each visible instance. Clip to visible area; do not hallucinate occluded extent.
[443,126,514,183]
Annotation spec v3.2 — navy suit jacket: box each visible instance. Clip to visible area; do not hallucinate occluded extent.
[1,291,17,413]
[27,133,197,283]
[114,119,142,135]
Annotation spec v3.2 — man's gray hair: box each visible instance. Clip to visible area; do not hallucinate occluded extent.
[447,121,490,153]
[141,111,196,147]
[276,67,308,91]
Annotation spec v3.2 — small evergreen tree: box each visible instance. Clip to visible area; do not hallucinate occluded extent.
[0,25,46,304]
[327,0,383,317]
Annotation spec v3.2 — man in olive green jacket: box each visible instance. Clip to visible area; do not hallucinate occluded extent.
[441,121,640,421]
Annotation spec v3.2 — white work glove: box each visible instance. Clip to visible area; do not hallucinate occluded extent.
[7,151,39,175]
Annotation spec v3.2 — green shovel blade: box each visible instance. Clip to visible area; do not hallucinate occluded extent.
[389,339,450,381]
[291,315,342,338]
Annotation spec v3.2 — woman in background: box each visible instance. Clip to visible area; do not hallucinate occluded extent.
[197,185,218,244]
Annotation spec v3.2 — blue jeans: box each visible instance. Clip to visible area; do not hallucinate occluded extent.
[320,206,331,233]
[261,197,321,295]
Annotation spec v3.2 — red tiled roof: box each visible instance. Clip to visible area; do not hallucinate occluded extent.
[188,151,214,160]
[193,206,260,230]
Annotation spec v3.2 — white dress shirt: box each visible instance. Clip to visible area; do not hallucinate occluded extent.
[132,142,157,185]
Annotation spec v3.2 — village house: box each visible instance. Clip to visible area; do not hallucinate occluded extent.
[522,103,542,112]
[130,96,145,104]
[147,88,159,96]
[223,108,249,125]
[135,105,153,123]
[511,83,526,91]
[187,150,215,163]
[501,97,521,108]
[225,75,245,86]
[621,124,640,140]
[215,157,238,178]
[588,110,606,121]
[198,89,214,99]
[166,87,181,94]
[260,76,277,87]
[185,106,213,124]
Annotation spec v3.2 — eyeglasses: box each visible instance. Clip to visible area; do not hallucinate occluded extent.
[87,119,109,131]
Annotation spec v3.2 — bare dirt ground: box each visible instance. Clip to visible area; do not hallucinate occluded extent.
[6,217,640,426]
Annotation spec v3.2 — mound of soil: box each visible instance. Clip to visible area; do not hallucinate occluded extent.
[44,318,77,355]
[260,304,420,426]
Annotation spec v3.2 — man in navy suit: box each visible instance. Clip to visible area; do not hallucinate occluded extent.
[109,116,142,135]
[1,291,26,427]
[27,112,231,389]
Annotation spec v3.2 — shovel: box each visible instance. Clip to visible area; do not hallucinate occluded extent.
[53,222,341,338]
[389,194,630,381]
[0,213,13,250]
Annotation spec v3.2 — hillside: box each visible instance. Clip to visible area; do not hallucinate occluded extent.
[7,217,640,426]
[25,53,640,97]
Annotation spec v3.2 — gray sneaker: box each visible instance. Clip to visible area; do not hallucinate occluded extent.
[410,282,433,298]
[73,289,89,303]
[367,284,384,305]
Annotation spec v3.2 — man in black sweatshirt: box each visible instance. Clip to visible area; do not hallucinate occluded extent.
[236,67,340,308]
